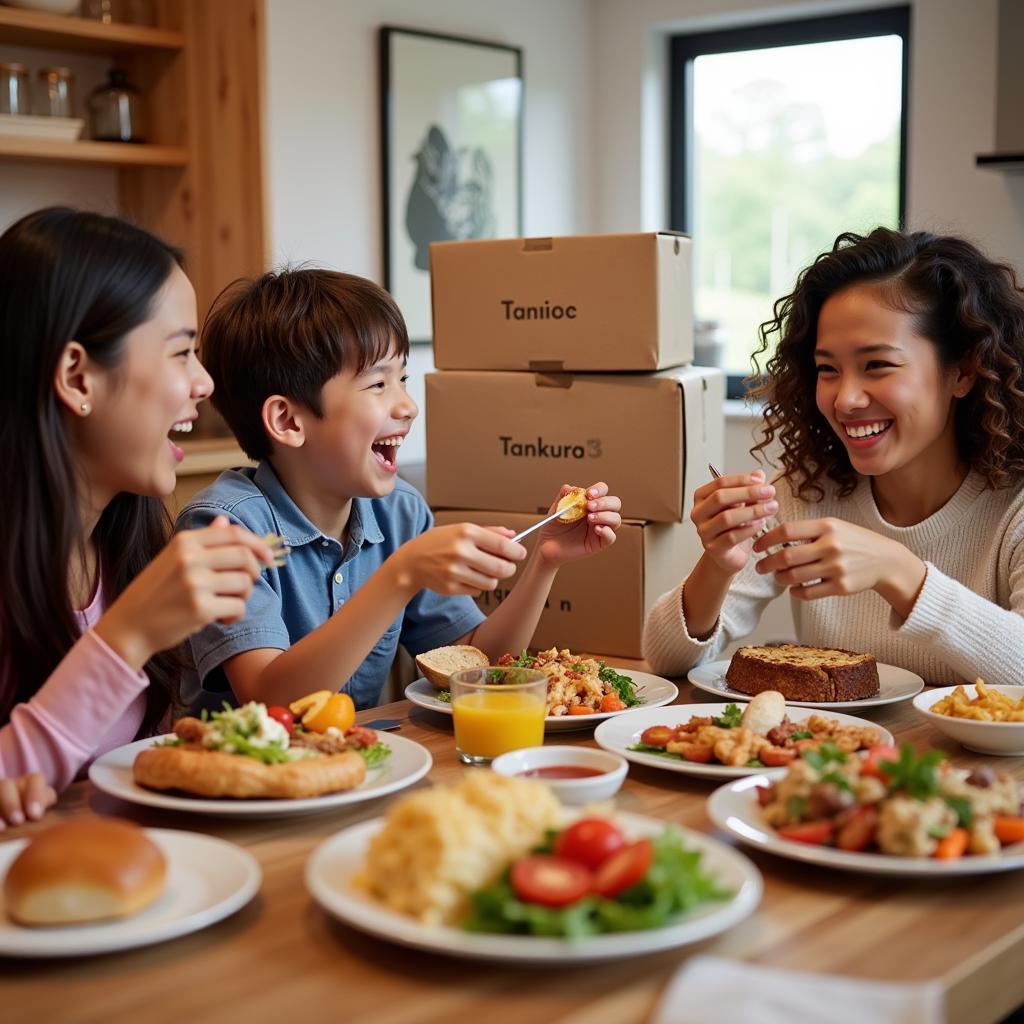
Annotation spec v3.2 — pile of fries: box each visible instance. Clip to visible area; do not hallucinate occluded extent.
[930,679,1024,722]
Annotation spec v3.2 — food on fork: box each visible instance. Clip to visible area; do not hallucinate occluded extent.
[630,691,882,768]
[3,818,166,926]
[726,644,880,702]
[133,701,388,799]
[415,645,490,691]
[555,487,588,523]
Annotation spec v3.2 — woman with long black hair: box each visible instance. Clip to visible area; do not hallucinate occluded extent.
[0,207,273,825]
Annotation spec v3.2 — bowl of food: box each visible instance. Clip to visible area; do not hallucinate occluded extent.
[490,745,628,804]
[914,681,1024,755]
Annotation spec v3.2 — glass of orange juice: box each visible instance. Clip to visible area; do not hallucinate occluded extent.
[450,667,548,765]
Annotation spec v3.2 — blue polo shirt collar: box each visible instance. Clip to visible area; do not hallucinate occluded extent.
[253,461,385,550]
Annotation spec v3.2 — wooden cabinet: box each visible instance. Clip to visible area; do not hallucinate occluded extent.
[0,0,266,455]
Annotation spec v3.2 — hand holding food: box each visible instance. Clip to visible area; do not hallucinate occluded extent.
[0,773,56,829]
[3,818,165,926]
[690,469,777,575]
[95,515,277,671]
[537,482,621,566]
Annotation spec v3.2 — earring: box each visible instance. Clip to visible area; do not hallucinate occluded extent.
[79,401,90,415]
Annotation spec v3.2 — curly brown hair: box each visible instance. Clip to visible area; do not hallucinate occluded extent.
[748,226,1024,500]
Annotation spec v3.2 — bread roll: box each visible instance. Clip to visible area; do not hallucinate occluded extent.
[4,818,166,926]
[415,645,489,690]
[740,690,787,735]
[556,487,587,523]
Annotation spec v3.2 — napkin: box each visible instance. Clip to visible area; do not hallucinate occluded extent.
[651,956,943,1024]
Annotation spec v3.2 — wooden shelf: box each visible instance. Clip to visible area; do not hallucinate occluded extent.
[0,135,187,166]
[0,6,184,53]
[976,153,1024,173]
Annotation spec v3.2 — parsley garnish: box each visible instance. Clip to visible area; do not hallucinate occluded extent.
[598,662,642,707]
[880,745,946,800]
[713,703,743,728]
[790,729,813,741]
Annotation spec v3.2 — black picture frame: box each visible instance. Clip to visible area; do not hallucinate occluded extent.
[380,26,524,344]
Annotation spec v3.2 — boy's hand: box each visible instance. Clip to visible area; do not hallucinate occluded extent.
[96,515,275,670]
[392,523,527,596]
[0,773,56,829]
[536,483,621,568]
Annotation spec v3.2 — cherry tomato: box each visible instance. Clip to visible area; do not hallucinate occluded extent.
[836,806,878,852]
[682,744,714,763]
[510,855,593,907]
[599,693,626,713]
[266,706,294,737]
[593,839,653,898]
[639,725,674,748]
[554,818,626,870]
[777,821,835,845]
[568,705,596,715]
[862,744,901,779]
[760,747,797,768]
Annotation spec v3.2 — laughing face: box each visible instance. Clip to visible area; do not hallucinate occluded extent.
[74,264,211,502]
[299,349,417,501]
[814,283,972,481]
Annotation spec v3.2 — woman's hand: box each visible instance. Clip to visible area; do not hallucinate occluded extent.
[0,773,56,829]
[95,516,276,671]
[390,523,527,596]
[537,483,621,567]
[752,517,927,616]
[691,470,778,575]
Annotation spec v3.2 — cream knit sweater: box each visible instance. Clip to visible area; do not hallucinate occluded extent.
[643,471,1024,686]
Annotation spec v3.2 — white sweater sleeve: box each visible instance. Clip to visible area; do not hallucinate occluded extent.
[894,560,1024,686]
[642,556,784,676]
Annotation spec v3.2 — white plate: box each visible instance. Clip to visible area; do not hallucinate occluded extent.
[0,113,84,141]
[89,732,432,819]
[0,828,260,957]
[405,670,679,732]
[594,704,895,779]
[708,773,1024,877]
[688,660,924,710]
[305,810,761,963]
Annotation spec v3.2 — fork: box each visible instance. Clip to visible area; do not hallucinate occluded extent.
[707,464,780,541]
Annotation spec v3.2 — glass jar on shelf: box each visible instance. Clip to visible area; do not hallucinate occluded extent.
[37,67,75,119]
[87,68,145,142]
[0,62,31,116]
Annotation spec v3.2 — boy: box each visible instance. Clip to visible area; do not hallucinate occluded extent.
[176,269,622,709]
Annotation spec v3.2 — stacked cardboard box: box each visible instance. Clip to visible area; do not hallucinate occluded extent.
[426,232,724,659]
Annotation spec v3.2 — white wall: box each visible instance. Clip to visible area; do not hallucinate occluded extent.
[263,0,595,464]
[592,0,1024,270]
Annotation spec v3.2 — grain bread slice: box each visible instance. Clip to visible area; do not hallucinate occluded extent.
[725,643,880,702]
[415,645,490,691]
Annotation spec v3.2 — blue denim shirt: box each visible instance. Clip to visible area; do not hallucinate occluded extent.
[175,461,485,710]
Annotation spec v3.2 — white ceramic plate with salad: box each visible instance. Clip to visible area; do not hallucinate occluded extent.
[593,704,894,780]
[688,660,924,710]
[305,810,762,963]
[89,731,431,820]
[708,773,1024,876]
[404,670,678,732]
[0,829,260,957]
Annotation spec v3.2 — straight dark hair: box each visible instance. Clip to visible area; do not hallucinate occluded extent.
[0,207,186,732]
[201,268,411,460]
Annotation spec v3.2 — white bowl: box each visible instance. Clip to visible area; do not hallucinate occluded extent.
[913,685,1024,755]
[490,745,628,804]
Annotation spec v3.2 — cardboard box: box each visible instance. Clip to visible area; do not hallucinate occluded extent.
[426,365,725,523]
[432,511,699,659]
[430,232,694,371]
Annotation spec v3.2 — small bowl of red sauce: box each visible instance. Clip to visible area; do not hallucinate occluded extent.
[490,745,628,804]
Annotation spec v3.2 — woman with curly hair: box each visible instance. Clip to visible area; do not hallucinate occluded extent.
[644,226,1024,686]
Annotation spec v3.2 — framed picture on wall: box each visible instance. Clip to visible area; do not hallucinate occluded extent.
[380,26,524,343]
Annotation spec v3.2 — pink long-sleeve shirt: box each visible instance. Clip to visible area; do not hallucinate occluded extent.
[0,585,148,790]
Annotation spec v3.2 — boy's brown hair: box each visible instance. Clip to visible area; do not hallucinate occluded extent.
[201,268,410,460]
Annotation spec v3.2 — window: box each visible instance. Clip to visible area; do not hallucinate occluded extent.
[670,8,909,397]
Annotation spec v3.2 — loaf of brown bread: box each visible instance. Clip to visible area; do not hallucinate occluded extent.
[725,644,880,702]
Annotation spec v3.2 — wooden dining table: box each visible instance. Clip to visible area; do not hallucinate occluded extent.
[3,667,1024,1024]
